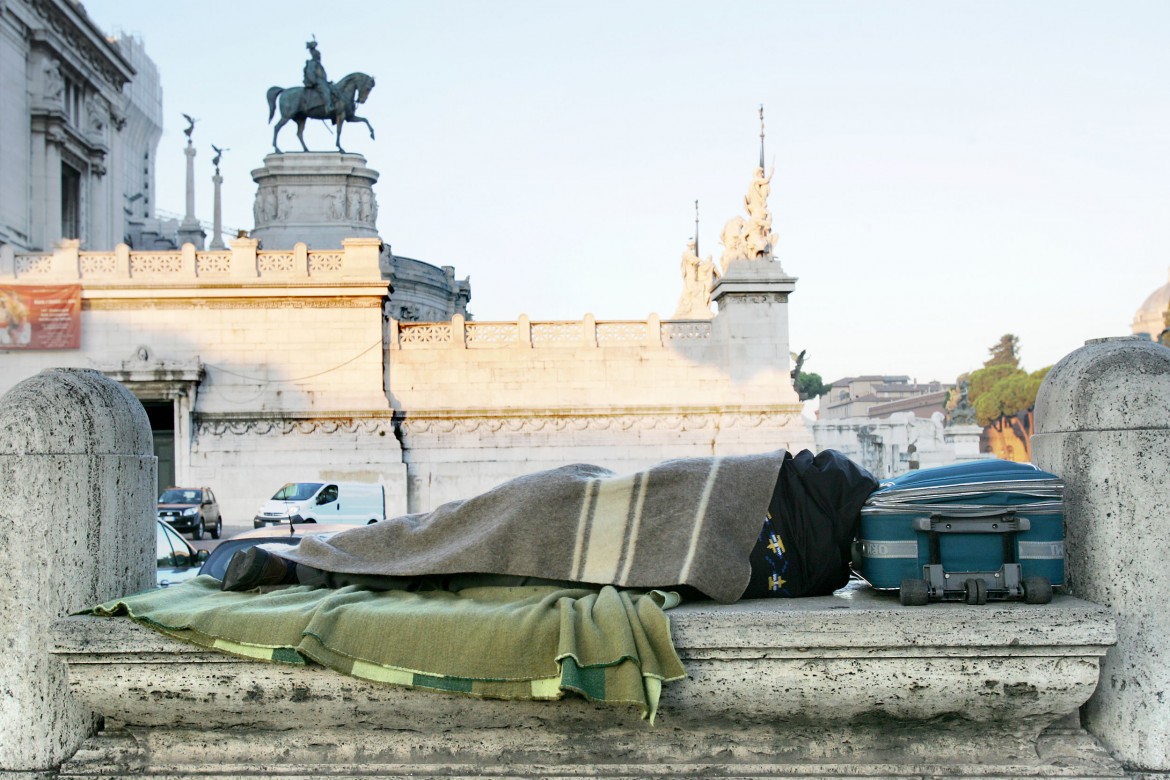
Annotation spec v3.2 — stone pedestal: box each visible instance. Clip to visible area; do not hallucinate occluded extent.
[250,153,380,250]
[710,258,803,409]
[1033,336,1170,775]
[944,422,984,458]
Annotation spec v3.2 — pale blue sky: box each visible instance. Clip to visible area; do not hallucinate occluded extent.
[84,1,1170,386]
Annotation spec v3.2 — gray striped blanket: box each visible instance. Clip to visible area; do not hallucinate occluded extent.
[275,451,786,603]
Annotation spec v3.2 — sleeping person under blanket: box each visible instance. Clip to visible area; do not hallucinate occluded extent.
[221,449,878,602]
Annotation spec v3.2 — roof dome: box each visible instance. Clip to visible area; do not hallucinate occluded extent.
[1131,266,1170,339]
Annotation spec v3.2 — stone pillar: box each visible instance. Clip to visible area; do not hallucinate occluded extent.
[210,172,225,249]
[709,258,800,406]
[1032,336,1170,776]
[177,142,205,249]
[0,369,156,772]
[944,423,983,459]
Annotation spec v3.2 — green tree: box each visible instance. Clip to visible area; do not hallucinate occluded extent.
[795,372,828,402]
[967,364,1022,409]
[985,334,1021,369]
[960,338,1052,460]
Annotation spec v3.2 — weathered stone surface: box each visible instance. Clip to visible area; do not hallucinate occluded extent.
[51,583,1121,778]
[0,369,156,772]
[1034,337,1170,773]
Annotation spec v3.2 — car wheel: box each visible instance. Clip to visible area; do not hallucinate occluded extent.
[191,516,205,541]
[211,517,222,539]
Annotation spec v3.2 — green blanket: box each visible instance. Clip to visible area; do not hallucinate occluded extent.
[87,576,686,722]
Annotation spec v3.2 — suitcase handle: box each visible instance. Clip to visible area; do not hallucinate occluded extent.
[912,513,1031,533]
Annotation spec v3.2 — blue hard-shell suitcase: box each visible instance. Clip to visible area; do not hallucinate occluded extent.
[855,459,1064,605]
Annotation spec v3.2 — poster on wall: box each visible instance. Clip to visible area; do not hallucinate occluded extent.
[0,284,81,349]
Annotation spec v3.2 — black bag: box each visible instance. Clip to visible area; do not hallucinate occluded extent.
[743,449,878,598]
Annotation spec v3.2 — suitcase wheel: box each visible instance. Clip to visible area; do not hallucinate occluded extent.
[1023,576,1053,605]
[964,578,988,605]
[899,578,930,607]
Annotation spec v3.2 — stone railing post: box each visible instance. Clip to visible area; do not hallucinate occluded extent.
[516,314,532,348]
[582,313,597,347]
[0,369,156,772]
[51,237,81,277]
[230,236,259,279]
[113,242,131,277]
[180,242,197,275]
[294,241,309,275]
[646,313,662,346]
[1032,336,1170,775]
[450,313,466,349]
[0,242,14,278]
[341,237,382,279]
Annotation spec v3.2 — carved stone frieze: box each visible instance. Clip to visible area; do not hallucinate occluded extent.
[396,410,798,437]
[195,416,394,438]
[717,292,789,307]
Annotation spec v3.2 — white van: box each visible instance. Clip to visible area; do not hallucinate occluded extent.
[253,482,386,528]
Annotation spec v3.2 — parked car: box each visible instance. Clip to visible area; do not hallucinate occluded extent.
[158,486,222,540]
[156,520,210,588]
[199,524,350,581]
[253,482,385,528]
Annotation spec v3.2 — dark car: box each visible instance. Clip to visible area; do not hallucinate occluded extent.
[198,524,347,581]
[157,486,222,540]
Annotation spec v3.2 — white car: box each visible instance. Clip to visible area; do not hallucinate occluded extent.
[156,520,210,588]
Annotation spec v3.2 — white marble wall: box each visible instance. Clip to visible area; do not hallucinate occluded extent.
[388,312,811,510]
[814,411,988,479]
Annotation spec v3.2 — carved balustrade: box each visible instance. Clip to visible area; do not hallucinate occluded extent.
[393,313,713,350]
[3,237,382,284]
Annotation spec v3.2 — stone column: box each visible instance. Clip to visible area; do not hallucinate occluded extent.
[210,172,225,249]
[0,369,156,772]
[177,142,205,249]
[1032,336,1170,776]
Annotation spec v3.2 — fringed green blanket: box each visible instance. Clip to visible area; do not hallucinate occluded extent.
[87,576,686,721]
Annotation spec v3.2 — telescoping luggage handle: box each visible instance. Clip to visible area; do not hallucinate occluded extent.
[911,511,1030,534]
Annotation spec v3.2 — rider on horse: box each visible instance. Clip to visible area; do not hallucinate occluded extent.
[303,39,335,116]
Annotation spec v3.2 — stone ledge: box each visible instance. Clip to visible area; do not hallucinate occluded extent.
[51,584,1123,778]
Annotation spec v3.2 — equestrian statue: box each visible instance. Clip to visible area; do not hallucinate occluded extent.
[267,39,376,154]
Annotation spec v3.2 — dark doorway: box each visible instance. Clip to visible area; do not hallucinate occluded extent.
[142,401,175,493]
[61,163,81,240]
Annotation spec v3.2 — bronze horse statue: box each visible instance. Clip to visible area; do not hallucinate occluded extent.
[267,72,376,154]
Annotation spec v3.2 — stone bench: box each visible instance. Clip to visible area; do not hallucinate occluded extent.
[51,583,1123,779]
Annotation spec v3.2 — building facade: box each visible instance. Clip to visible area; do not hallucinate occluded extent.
[1,5,811,521]
[0,0,170,253]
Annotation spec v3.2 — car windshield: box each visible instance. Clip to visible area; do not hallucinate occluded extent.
[159,489,201,503]
[271,483,323,501]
